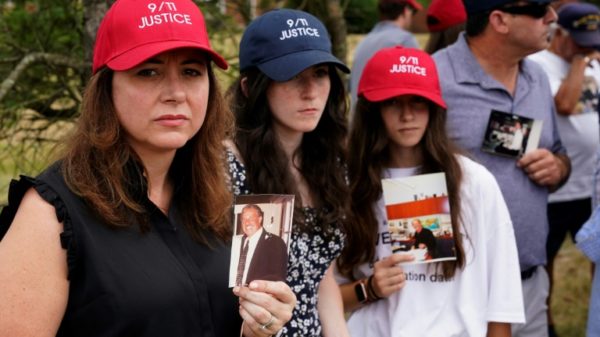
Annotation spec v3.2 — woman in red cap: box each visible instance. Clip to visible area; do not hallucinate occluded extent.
[336,46,525,336]
[0,0,295,336]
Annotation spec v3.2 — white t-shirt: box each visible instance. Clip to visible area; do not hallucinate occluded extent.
[335,156,525,337]
[529,50,600,202]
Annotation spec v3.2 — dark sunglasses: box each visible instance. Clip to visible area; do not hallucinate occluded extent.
[497,3,550,19]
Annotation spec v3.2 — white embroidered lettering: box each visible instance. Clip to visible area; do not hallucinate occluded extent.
[278,27,320,40]
[138,12,192,29]
[389,64,427,76]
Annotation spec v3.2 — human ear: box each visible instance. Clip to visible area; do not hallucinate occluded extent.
[489,10,510,35]
[241,77,250,98]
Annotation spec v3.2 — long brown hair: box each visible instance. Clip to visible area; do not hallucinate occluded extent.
[62,64,233,243]
[424,23,466,54]
[227,66,349,232]
[337,97,465,280]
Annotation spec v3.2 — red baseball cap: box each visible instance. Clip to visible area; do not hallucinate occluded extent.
[426,0,466,32]
[379,0,423,11]
[92,0,227,74]
[358,46,446,108]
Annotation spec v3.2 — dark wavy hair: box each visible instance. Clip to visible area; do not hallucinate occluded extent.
[61,63,233,243]
[425,23,466,54]
[227,65,349,232]
[378,2,413,21]
[337,97,466,280]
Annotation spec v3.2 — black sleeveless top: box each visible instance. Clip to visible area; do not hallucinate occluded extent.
[0,163,241,337]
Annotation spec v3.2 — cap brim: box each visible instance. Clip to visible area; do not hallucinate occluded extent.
[361,87,446,109]
[106,40,228,71]
[257,49,350,82]
[569,30,600,49]
[409,1,423,11]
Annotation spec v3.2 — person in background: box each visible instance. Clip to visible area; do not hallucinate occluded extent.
[529,3,600,336]
[0,1,296,336]
[576,201,600,337]
[226,8,351,337]
[349,0,422,115]
[336,46,524,337]
[424,0,467,54]
[433,1,571,336]
[411,219,437,259]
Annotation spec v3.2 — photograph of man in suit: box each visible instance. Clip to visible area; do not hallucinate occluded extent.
[235,204,288,286]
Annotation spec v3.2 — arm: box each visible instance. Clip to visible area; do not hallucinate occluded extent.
[340,253,413,312]
[318,264,350,337]
[517,150,571,192]
[576,205,600,263]
[234,280,296,337]
[487,322,511,337]
[554,52,600,115]
[0,188,69,337]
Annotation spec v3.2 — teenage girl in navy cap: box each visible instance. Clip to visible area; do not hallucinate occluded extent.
[226,8,351,337]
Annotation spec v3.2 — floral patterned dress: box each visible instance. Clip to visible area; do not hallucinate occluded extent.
[227,150,345,336]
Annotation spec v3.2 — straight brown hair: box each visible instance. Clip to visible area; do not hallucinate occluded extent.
[337,97,466,280]
[62,64,233,243]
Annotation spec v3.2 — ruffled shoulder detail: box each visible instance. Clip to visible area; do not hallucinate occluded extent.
[0,173,77,279]
[0,176,37,239]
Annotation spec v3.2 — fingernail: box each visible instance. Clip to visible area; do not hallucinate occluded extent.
[233,286,240,294]
[249,282,258,289]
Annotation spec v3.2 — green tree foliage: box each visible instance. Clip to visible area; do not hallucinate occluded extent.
[0,0,241,203]
[0,0,86,192]
[345,0,376,33]
[0,0,85,121]
[344,0,428,33]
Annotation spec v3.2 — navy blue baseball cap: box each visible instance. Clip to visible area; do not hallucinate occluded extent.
[558,2,600,48]
[463,0,553,16]
[239,9,350,82]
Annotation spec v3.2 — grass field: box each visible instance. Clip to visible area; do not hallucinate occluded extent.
[551,239,591,337]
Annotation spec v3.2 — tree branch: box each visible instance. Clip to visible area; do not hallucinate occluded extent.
[0,52,88,103]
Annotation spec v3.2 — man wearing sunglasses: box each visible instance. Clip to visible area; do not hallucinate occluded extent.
[434,1,571,337]
[529,3,600,337]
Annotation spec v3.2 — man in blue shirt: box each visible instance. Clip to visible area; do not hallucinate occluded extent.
[349,0,421,116]
[433,1,571,336]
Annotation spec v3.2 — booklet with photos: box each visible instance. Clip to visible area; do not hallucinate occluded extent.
[382,172,457,264]
[481,109,543,158]
[228,194,294,288]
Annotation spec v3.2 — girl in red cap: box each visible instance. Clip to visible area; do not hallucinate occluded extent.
[0,0,295,336]
[336,46,525,336]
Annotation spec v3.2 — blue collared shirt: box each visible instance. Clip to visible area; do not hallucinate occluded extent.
[350,21,419,109]
[433,33,566,271]
[576,208,600,337]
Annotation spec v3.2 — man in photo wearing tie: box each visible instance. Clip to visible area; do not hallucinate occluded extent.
[234,204,288,287]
